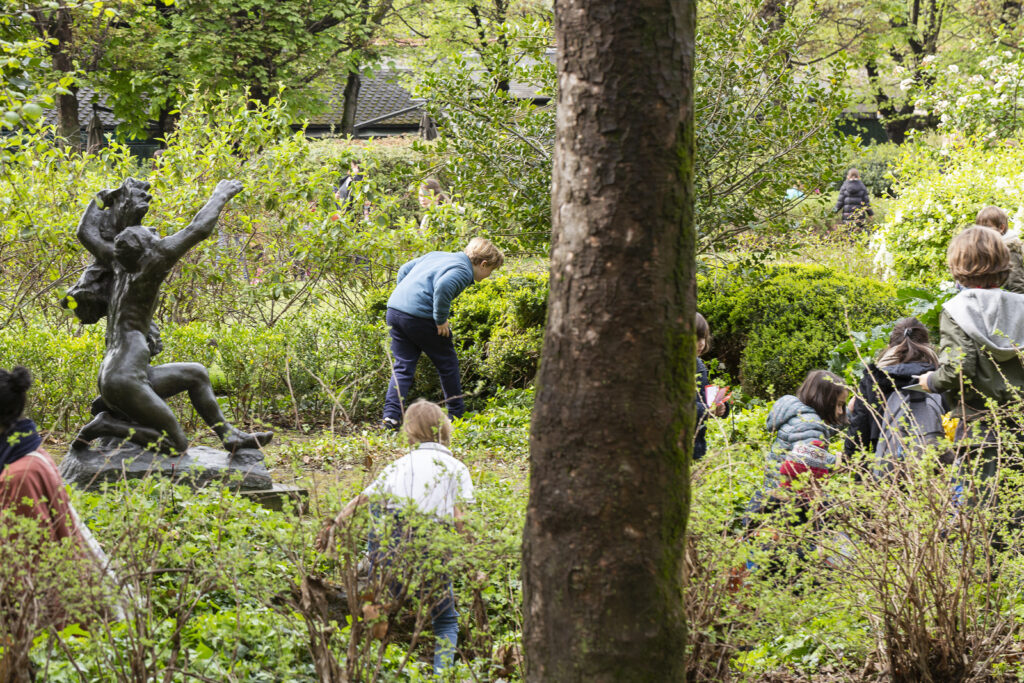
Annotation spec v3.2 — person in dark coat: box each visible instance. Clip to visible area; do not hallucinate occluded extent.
[845,318,944,458]
[834,168,873,227]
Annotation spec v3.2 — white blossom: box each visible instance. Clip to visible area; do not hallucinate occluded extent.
[947,64,959,73]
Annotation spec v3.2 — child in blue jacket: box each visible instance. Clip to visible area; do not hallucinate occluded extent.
[383,238,505,428]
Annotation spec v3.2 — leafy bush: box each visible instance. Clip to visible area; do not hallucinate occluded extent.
[871,136,1024,285]
[699,263,904,397]
[451,273,547,393]
[848,142,902,197]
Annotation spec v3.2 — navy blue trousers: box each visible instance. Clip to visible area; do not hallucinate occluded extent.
[383,308,465,422]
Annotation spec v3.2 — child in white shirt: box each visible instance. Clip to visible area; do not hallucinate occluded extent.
[318,400,473,674]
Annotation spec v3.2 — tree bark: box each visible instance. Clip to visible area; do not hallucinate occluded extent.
[522,0,696,681]
[49,9,80,149]
[341,70,361,136]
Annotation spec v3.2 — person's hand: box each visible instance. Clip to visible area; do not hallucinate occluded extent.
[215,179,244,200]
[916,372,932,392]
[315,516,339,554]
[437,321,451,337]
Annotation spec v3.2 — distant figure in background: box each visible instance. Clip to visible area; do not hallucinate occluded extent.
[975,205,1024,294]
[335,161,372,221]
[335,161,364,211]
[834,168,873,228]
[418,178,451,233]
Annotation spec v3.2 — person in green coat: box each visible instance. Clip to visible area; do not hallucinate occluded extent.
[919,226,1024,481]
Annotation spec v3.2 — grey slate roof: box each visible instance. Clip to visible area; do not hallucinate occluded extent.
[306,70,421,129]
[41,86,120,128]
[42,62,549,136]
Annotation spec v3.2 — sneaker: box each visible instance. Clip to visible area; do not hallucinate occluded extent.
[381,417,400,432]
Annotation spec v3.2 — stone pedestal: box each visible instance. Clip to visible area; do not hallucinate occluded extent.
[60,439,273,491]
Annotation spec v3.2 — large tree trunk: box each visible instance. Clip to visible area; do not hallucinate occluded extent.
[522,0,696,680]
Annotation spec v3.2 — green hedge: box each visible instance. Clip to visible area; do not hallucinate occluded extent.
[699,263,904,398]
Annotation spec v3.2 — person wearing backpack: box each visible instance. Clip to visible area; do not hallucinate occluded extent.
[844,318,947,473]
[874,380,948,476]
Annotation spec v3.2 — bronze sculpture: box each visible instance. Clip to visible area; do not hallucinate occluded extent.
[65,178,272,457]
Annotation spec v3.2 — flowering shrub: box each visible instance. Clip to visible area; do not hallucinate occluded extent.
[915,47,1024,139]
[870,137,1024,284]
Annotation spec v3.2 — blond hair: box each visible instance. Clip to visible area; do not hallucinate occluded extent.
[948,226,1010,289]
[464,237,505,269]
[975,206,1009,234]
[846,168,861,181]
[403,399,452,446]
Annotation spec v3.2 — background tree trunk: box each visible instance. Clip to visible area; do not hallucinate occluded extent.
[341,70,361,136]
[522,0,696,681]
[49,9,80,149]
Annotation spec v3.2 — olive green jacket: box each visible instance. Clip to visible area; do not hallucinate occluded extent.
[927,288,1024,419]
[1004,235,1024,296]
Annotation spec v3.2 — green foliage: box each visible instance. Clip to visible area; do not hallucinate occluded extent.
[450,272,547,392]
[412,18,555,254]
[848,142,902,197]
[870,136,1024,285]
[412,0,857,256]
[699,263,904,397]
[828,286,951,384]
[695,0,856,251]
[915,43,1024,139]
[75,0,398,137]
[0,6,66,136]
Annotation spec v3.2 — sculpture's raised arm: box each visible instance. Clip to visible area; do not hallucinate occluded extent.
[159,180,243,264]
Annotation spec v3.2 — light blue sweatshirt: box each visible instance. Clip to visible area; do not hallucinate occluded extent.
[387,251,475,324]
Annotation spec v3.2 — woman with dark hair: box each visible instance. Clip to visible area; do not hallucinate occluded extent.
[845,318,943,459]
[0,366,109,566]
[0,367,117,679]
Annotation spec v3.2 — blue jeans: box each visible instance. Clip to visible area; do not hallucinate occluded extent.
[383,308,465,422]
[367,509,460,674]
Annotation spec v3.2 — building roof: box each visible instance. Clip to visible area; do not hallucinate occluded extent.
[41,86,119,129]
[42,60,551,138]
[306,70,422,130]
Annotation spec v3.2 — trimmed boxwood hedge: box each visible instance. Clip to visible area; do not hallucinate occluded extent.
[699,263,905,398]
